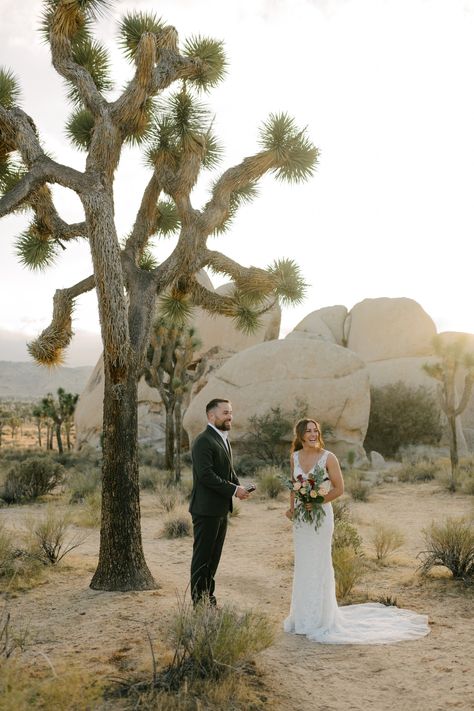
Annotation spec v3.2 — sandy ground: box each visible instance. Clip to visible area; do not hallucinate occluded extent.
[1,479,474,711]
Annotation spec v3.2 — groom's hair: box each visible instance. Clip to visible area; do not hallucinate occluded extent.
[206,398,230,413]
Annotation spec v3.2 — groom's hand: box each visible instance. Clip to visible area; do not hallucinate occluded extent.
[235,486,250,500]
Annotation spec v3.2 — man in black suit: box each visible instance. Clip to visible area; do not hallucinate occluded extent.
[189,398,252,606]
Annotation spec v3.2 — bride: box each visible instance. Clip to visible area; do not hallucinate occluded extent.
[283,418,430,644]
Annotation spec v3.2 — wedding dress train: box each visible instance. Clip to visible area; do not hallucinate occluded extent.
[283,450,430,644]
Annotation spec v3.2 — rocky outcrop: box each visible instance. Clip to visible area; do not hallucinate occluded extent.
[285,305,347,345]
[183,338,370,462]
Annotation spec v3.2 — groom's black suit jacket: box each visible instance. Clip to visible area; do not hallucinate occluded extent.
[189,425,240,517]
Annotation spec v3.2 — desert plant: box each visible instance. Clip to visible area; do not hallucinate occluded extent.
[370,522,405,562]
[364,382,442,458]
[161,513,191,539]
[67,466,101,503]
[256,465,285,499]
[418,517,474,582]
[332,518,363,554]
[1,457,64,503]
[156,484,182,513]
[26,509,85,565]
[139,466,161,491]
[168,598,274,684]
[423,335,474,491]
[377,594,398,607]
[74,492,102,528]
[345,472,371,502]
[397,460,439,483]
[333,546,365,600]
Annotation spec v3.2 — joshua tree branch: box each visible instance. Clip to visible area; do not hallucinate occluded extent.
[203,249,274,290]
[201,151,275,234]
[124,173,162,261]
[454,374,474,417]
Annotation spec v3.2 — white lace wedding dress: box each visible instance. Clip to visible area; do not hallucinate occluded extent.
[283,450,430,644]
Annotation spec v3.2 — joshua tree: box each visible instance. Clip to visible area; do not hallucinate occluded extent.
[423,335,474,490]
[0,1,317,590]
[143,316,201,482]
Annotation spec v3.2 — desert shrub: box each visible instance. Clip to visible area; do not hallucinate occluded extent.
[1,457,64,503]
[25,508,85,565]
[418,517,474,582]
[138,445,166,469]
[242,407,294,466]
[169,599,274,683]
[67,466,101,503]
[233,454,266,477]
[139,465,161,490]
[74,491,101,528]
[156,484,182,513]
[364,382,442,458]
[458,457,474,495]
[1,605,29,659]
[161,512,191,539]
[332,518,363,554]
[344,471,371,501]
[370,522,405,562]
[333,546,365,600]
[0,525,15,580]
[332,499,352,524]
[256,465,285,499]
[397,460,440,483]
[0,524,44,590]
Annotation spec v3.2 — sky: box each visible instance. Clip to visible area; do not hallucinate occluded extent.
[1,0,474,366]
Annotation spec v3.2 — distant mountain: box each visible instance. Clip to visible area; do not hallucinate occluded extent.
[0,361,94,401]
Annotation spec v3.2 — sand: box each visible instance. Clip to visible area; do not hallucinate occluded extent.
[1,479,473,710]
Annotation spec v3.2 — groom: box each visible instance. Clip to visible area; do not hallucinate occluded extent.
[189,398,252,607]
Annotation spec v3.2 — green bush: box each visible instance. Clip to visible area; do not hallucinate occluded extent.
[333,518,363,554]
[161,513,191,539]
[256,465,286,499]
[1,457,64,503]
[67,466,101,503]
[364,382,442,458]
[397,461,439,483]
[418,517,474,582]
[370,522,404,562]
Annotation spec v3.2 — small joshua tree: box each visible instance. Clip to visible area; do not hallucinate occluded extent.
[0,1,318,590]
[142,316,201,482]
[423,335,474,490]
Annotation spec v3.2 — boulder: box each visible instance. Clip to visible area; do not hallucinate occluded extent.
[286,305,348,345]
[183,338,370,462]
[346,297,437,362]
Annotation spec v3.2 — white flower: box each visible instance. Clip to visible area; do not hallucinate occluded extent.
[309,489,318,498]
[293,482,302,491]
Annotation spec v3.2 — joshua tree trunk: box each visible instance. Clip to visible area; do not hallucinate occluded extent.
[90,362,155,590]
[55,422,63,453]
[36,422,42,448]
[164,404,175,472]
[447,414,459,489]
[174,402,182,484]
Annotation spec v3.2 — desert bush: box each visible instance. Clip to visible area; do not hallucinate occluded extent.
[139,465,161,491]
[67,466,101,503]
[25,508,85,565]
[1,605,29,659]
[333,546,365,600]
[233,454,267,477]
[0,524,44,590]
[256,466,285,499]
[73,491,102,528]
[364,382,442,458]
[161,512,191,539]
[156,484,182,513]
[332,499,352,524]
[458,457,474,495]
[0,525,16,580]
[332,518,363,554]
[345,471,371,501]
[370,522,405,562]
[397,460,439,483]
[1,457,64,503]
[169,598,274,683]
[418,517,474,582]
[138,445,166,469]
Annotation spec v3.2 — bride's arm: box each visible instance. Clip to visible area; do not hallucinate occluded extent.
[285,456,295,520]
[322,453,344,503]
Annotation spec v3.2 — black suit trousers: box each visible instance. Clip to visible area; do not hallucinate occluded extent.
[190,514,228,604]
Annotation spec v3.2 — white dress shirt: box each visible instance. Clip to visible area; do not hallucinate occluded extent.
[207,424,238,495]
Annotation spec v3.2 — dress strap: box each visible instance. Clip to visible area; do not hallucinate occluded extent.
[318,450,330,469]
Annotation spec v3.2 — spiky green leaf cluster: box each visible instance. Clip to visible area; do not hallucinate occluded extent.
[267,258,307,305]
[259,113,319,183]
[182,36,227,91]
[212,183,259,235]
[0,156,26,198]
[158,291,194,326]
[66,108,95,149]
[138,248,159,271]
[232,300,262,335]
[15,223,58,271]
[146,87,218,169]
[154,200,181,236]
[118,12,165,61]
[0,67,20,108]
[68,39,112,103]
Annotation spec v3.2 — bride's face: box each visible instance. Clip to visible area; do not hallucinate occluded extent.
[302,422,320,448]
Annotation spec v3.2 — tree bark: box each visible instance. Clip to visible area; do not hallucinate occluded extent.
[164,404,175,472]
[55,422,63,454]
[447,414,459,490]
[174,402,182,484]
[90,362,156,591]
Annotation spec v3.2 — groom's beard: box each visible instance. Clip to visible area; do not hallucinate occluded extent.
[215,421,231,431]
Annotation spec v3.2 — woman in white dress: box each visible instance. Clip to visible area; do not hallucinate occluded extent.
[283,418,430,644]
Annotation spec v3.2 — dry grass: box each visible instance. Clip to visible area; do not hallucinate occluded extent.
[370,521,405,563]
[160,507,191,539]
[333,546,365,600]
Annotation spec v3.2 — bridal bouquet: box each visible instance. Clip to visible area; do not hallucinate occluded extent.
[286,466,330,531]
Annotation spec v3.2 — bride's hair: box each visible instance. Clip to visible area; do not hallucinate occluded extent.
[291,418,324,453]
